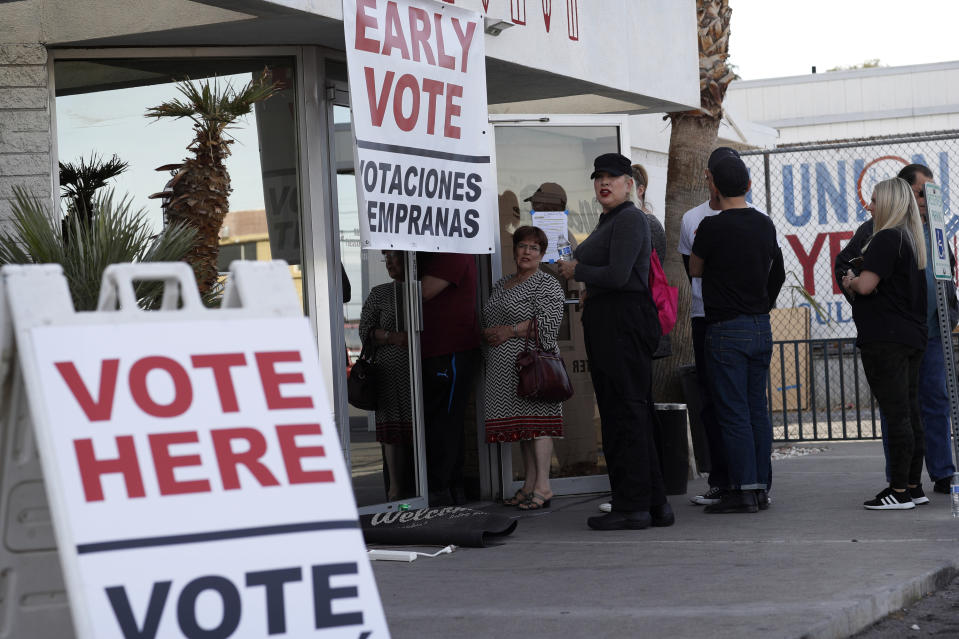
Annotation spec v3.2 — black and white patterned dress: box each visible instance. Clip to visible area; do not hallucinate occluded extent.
[359,281,412,445]
[483,269,565,442]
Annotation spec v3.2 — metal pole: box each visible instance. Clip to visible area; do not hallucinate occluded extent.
[934,279,959,470]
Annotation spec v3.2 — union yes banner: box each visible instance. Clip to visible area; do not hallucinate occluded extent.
[344,0,495,254]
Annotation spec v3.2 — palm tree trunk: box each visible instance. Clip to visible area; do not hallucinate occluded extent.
[652,0,732,403]
[652,114,720,401]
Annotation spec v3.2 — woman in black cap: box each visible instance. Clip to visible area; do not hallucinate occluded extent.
[558,152,672,530]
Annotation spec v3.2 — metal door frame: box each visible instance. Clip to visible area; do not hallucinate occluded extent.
[488,114,632,498]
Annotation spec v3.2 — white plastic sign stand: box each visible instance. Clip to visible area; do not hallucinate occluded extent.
[0,261,389,638]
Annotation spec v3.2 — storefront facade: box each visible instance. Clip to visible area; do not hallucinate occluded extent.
[2,0,701,512]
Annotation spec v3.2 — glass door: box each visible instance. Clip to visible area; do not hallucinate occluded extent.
[490,116,630,497]
[329,92,428,513]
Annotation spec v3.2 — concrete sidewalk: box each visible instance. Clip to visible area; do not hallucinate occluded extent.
[370,442,959,639]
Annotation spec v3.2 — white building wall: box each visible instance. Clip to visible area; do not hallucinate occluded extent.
[0,44,51,225]
[726,60,959,146]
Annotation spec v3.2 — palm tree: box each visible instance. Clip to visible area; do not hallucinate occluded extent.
[145,69,281,295]
[0,186,197,311]
[59,152,129,228]
[655,0,735,400]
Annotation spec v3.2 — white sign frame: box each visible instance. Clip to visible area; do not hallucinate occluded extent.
[2,262,389,638]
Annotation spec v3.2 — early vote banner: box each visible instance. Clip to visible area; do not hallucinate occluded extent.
[344,0,495,254]
[25,316,388,638]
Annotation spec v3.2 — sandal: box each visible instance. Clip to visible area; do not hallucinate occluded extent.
[518,492,552,511]
[503,489,532,507]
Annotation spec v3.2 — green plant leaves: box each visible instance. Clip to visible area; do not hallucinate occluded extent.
[0,186,197,311]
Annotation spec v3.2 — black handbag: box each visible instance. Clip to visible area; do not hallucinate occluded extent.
[515,316,574,402]
[348,337,378,410]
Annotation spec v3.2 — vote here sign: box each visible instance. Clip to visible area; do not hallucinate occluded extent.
[344,0,495,254]
[26,316,388,638]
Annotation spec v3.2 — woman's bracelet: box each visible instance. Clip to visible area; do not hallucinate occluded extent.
[512,323,518,337]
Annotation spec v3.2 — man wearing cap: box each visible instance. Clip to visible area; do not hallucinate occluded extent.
[680,149,769,507]
[689,147,785,514]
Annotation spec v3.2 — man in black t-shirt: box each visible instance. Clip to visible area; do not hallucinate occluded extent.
[689,148,785,514]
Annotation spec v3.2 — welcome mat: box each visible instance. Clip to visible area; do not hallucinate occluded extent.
[360,506,517,548]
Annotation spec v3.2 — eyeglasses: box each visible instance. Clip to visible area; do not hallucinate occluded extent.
[516,242,541,253]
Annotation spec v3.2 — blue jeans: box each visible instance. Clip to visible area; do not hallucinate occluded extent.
[881,334,955,482]
[705,315,773,491]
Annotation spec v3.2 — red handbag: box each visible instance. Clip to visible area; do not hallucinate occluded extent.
[515,316,574,402]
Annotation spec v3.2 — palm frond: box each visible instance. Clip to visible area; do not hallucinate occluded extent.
[0,186,197,311]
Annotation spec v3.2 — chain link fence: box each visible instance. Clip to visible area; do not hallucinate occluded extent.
[739,130,959,441]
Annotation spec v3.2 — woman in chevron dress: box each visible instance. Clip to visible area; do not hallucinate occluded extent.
[482,225,565,511]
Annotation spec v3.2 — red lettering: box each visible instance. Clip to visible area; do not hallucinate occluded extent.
[393,74,420,132]
[433,13,455,70]
[829,231,854,294]
[149,431,210,495]
[422,79,444,135]
[381,1,410,60]
[211,428,281,490]
[276,424,333,484]
[55,359,119,422]
[451,18,477,72]
[365,67,394,127]
[786,233,826,295]
[129,356,193,418]
[354,0,380,53]
[444,83,463,139]
[191,353,246,413]
[74,436,145,502]
[408,6,435,64]
[256,352,313,410]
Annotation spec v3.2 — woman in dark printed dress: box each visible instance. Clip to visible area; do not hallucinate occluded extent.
[482,226,565,510]
[359,250,413,501]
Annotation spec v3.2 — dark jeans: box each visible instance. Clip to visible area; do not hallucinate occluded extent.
[705,314,773,491]
[584,292,666,512]
[422,349,479,503]
[692,317,729,488]
[860,342,924,489]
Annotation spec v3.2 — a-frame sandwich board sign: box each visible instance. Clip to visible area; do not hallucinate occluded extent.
[0,261,389,638]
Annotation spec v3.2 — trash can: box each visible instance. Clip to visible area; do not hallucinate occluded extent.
[678,364,711,473]
[653,403,689,496]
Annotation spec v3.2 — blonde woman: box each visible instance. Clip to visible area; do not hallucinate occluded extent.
[841,177,927,510]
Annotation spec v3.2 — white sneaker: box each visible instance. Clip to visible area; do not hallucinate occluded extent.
[598,502,611,512]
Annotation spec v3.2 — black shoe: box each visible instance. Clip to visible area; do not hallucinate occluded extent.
[933,477,951,495]
[587,511,651,530]
[863,487,915,510]
[690,486,724,505]
[704,490,758,514]
[909,485,929,505]
[756,490,771,510]
[650,503,675,527]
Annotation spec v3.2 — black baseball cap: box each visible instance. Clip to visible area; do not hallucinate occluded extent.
[590,153,632,179]
[707,146,741,172]
[707,147,750,197]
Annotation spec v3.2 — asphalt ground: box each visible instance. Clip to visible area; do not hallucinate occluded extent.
[369,441,959,639]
